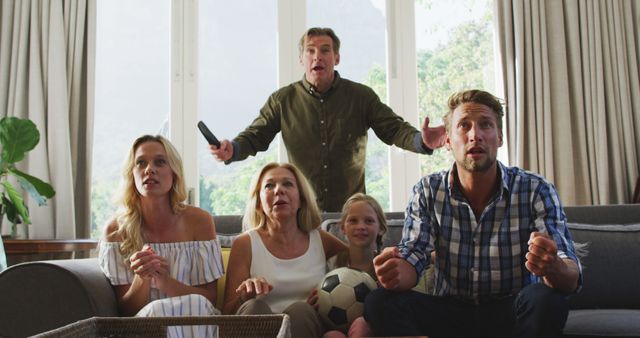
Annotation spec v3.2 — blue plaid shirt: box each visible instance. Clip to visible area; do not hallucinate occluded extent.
[399,161,582,298]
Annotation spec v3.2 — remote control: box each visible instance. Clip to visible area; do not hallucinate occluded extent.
[197,121,221,147]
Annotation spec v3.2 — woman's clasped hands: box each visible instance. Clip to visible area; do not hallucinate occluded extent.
[129,245,170,283]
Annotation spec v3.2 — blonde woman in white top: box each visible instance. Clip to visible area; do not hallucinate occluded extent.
[99,135,224,337]
[223,162,346,338]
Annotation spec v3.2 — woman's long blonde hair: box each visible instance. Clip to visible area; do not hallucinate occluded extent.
[242,162,321,232]
[115,135,187,261]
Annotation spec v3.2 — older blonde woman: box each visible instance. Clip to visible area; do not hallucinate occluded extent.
[98,135,224,337]
[223,162,346,337]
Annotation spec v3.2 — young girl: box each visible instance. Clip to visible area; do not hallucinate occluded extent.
[323,193,388,338]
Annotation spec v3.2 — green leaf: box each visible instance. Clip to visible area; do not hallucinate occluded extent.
[2,195,22,224]
[0,117,40,164]
[15,175,47,206]
[9,168,55,199]
[1,181,30,224]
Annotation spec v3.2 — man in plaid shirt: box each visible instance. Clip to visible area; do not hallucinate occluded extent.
[364,90,582,338]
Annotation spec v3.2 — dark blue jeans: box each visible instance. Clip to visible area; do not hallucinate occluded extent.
[364,283,569,338]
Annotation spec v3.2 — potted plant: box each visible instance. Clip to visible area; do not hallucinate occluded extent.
[0,117,55,238]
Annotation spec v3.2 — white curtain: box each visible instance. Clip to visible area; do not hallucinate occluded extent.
[495,0,640,205]
[0,0,96,239]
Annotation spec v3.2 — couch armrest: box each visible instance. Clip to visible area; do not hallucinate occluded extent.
[0,258,118,337]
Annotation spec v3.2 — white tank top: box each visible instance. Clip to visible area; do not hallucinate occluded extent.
[248,228,326,313]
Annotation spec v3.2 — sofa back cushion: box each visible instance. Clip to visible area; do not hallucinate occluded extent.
[564,204,640,224]
[567,222,640,309]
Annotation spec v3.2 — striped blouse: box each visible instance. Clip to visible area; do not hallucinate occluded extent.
[98,240,224,301]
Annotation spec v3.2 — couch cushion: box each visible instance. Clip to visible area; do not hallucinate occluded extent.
[563,309,640,337]
[214,215,244,234]
[567,222,640,309]
[214,215,243,248]
[216,248,231,310]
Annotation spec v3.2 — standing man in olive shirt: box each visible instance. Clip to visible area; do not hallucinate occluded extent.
[210,27,446,211]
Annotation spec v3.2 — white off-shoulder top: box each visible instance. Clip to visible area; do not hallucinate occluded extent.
[98,240,224,301]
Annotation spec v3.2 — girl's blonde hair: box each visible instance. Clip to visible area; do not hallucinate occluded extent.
[243,162,321,232]
[115,135,187,261]
[340,193,388,252]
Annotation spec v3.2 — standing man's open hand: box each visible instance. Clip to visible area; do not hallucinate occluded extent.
[421,117,447,150]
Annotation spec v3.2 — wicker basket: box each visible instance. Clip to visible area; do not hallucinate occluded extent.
[31,315,290,338]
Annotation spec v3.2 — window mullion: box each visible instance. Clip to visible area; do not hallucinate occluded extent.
[171,0,199,205]
[386,0,420,211]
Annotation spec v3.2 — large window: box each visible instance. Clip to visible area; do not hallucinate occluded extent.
[91,0,499,237]
[197,0,278,215]
[91,0,171,237]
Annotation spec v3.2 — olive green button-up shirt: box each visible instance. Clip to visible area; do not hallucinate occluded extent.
[229,72,431,211]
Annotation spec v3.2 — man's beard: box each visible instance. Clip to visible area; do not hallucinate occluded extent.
[461,156,494,172]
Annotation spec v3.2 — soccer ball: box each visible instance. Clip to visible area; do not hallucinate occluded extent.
[317,267,378,330]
